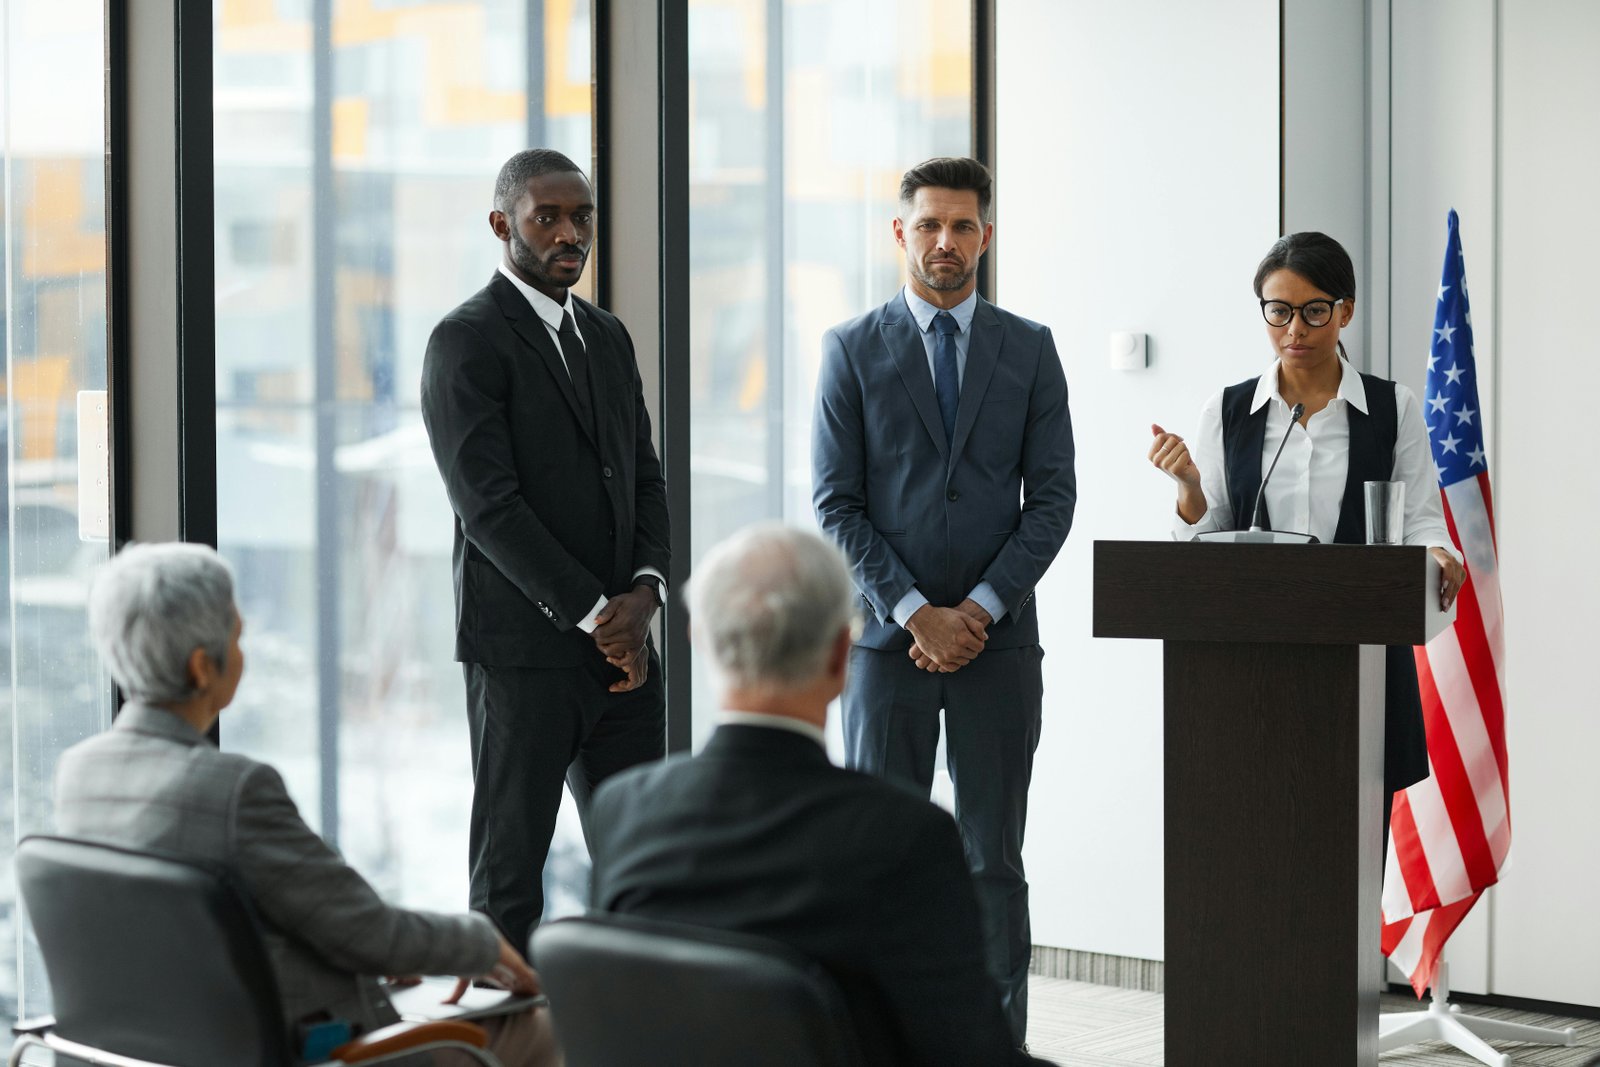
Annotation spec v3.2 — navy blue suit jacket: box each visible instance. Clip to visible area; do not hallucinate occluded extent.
[812,292,1076,650]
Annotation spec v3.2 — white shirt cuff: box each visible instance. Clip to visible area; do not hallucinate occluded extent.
[890,588,929,629]
[575,593,609,634]
[967,581,1006,625]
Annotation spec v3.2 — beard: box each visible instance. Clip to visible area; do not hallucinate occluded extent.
[508,228,587,288]
[909,255,975,292]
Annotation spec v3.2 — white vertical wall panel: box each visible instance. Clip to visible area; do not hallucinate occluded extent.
[997,0,1279,961]
[1386,0,1498,996]
[1488,0,1600,1008]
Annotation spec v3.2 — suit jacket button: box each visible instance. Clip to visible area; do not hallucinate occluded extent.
[947,489,960,502]
[602,465,614,478]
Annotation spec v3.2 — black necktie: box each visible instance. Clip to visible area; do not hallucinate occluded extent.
[558,310,592,418]
[933,310,960,447]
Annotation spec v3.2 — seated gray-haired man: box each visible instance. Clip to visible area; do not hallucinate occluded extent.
[588,524,1053,1065]
[54,543,557,1066]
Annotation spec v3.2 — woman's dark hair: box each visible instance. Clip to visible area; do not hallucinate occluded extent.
[1252,231,1356,302]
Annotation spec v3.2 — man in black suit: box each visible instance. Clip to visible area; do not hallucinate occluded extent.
[589,525,1052,1066]
[421,149,670,954]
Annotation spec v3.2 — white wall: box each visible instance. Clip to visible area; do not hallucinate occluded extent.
[1380,0,1600,1008]
[1488,0,1600,1007]
[1002,0,1600,1009]
[998,0,1279,961]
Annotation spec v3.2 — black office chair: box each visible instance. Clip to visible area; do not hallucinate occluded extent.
[530,913,866,1067]
[8,835,501,1067]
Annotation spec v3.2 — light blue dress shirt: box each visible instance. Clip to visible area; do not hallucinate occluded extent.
[889,287,1007,629]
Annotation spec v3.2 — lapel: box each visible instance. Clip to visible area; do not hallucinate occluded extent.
[948,297,1002,465]
[878,296,949,463]
[488,273,598,449]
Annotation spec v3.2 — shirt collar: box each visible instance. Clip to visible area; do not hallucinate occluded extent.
[715,710,827,748]
[1251,357,1369,414]
[114,702,211,747]
[902,286,977,335]
[497,262,574,335]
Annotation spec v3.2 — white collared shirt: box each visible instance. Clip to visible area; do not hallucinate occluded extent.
[496,262,666,630]
[715,710,827,749]
[1174,359,1458,554]
[497,262,585,368]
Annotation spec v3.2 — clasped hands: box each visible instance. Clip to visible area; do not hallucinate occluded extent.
[906,599,992,674]
[592,586,658,693]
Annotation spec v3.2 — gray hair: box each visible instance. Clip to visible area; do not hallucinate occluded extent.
[493,148,587,215]
[87,542,237,706]
[686,523,858,690]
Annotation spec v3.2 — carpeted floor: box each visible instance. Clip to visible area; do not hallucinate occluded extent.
[1026,975,1600,1066]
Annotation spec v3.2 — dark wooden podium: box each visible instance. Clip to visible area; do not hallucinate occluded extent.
[1092,540,1455,1067]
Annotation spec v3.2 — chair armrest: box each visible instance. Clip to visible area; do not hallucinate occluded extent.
[9,1016,54,1036]
[330,1019,489,1063]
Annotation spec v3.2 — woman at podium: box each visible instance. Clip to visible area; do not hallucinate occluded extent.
[1145,230,1466,807]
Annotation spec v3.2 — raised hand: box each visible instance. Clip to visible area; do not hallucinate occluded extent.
[1149,423,1208,524]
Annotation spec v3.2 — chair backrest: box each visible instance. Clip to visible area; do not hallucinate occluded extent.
[16,834,292,1067]
[530,913,866,1067]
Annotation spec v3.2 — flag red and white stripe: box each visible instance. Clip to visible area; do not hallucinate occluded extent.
[1381,210,1510,996]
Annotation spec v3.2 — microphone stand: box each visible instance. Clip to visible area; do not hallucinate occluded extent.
[1197,402,1319,544]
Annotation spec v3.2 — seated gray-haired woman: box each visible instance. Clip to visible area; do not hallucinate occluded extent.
[56,542,555,1066]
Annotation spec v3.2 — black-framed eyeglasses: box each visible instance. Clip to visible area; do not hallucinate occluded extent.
[1260,297,1345,328]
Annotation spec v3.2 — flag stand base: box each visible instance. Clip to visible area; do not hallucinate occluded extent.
[1379,961,1575,1065]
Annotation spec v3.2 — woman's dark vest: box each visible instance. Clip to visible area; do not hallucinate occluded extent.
[1218,373,1429,793]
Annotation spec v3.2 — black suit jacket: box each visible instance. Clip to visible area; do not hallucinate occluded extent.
[421,272,670,667]
[590,725,1049,1066]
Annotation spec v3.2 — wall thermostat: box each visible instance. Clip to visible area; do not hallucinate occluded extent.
[1110,332,1147,371]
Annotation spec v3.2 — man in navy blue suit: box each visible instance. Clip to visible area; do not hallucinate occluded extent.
[811,156,1076,1044]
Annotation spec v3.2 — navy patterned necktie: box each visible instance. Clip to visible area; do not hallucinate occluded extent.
[932,310,960,447]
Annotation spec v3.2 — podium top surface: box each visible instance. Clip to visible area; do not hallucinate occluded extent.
[1092,540,1456,646]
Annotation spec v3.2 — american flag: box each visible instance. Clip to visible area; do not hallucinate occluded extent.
[1380,209,1511,996]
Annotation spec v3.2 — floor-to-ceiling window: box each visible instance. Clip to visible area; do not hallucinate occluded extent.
[0,0,115,1019]
[687,0,974,746]
[213,0,596,917]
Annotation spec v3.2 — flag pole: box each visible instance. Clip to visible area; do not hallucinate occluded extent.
[1378,957,1573,1065]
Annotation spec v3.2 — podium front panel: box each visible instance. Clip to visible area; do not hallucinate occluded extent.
[1163,639,1383,1066]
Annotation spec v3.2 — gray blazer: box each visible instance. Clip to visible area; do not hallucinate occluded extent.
[812,292,1077,650]
[53,703,499,1037]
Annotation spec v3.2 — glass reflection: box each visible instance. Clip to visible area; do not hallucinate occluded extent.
[0,0,115,1020]
[688,0,974,750]
[214,0,594,917]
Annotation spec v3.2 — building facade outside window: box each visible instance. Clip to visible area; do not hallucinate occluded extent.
[687,0,974,749]
[0,0,115,1020]
[213,0,596,919]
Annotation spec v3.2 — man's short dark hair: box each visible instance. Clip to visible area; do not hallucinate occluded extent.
[898,156,994,224]
[493,149,588,215]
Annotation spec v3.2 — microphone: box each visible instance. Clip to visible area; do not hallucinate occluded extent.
[1249,402,1305,532]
